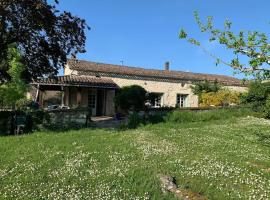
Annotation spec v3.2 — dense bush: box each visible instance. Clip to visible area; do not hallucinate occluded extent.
[241,81,270,112]
[15,99,33,110]
[148,113,165,124]
[200,90,241,107]
[126,112,144,129]
[114,85,147,113]
[191,80,220,98]
[263,97,270,118]
[0,46,28,108]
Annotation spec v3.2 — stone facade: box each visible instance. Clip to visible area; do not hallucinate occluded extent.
[63,87,115,116]
[110,77,198,107]
[64,63,247,115]
[64,65,199,108]
[45,109,88,129]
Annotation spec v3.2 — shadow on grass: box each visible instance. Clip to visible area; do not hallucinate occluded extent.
[1,107,259,136]
[254,131,270,147]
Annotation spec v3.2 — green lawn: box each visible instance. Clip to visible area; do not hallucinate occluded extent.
[0,111,270,199]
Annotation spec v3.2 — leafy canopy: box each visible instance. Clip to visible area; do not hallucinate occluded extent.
[114,85,147,112]
[0,0,89,81]
[241,81,270,111]
[200,90,241,107]
[180,11,270,80]
[0,45,28,107]
[191,80,220,96]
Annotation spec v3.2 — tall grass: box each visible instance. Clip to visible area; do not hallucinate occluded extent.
[165,107,255,123]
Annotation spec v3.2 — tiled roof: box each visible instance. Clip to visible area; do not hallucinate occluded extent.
[68,59,244,86]
[32,75,118,89]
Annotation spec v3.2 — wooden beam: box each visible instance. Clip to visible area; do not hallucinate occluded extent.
[35,84,40,102]
[61,86,65,106]
[77,88,82,107]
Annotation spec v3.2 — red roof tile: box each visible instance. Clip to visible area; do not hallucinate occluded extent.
[32,75,118,89]
[68,59,245,86]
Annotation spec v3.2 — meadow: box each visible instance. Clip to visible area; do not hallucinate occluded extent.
[0,109,270,199]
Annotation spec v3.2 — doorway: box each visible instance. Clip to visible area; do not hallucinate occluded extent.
[96,90,106,116]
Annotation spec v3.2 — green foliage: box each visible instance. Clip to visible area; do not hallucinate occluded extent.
[179,29,187,39]
[166,108,254,123]
[0,0,89,81]
[15,99,33,111]
[0,46,28,107]
[263,96,270,118]
[1,108,268,199]
[148,113,165,124]
[180,12,270,79]
[114,85,147,112]
[200,90,241,107]
[191,80,220,96]
[127,112,144,129]
[241,81,270,112]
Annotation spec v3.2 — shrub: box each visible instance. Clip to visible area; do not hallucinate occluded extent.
[114,85,147,113]
[148,113,165,124]
[0,46,28,108]
[200,90,241,107]
[241,81,270,112]
[263,96,270,119]
[191,80,221,96]
[15,98,32,111]
[127,112,144,129]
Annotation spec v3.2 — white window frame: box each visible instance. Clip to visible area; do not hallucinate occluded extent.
[149,93,163,108]
[177,94,188,108]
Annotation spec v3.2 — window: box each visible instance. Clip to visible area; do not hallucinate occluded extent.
[88,90,96,108]
[149,93,163,108]
[177,94,188,108]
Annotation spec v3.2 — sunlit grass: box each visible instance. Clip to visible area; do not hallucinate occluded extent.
[0,111,269,199]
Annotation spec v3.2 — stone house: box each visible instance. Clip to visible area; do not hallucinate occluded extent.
[32,59,247,116]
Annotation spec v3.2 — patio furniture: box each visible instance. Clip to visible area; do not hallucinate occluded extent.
[15,115,26,135]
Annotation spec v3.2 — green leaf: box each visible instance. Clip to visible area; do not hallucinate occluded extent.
[179,29,187,39]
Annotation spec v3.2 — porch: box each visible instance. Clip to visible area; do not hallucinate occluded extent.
[31,75,118,116]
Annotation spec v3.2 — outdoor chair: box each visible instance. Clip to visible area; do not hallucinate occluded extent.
[15,115,27,135]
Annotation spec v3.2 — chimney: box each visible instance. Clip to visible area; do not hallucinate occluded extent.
[164,61,170,71]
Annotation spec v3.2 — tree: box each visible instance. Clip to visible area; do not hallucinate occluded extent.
[0,45,28,107]
[114,85,147,113]
[191,80,220,96]
[241,81,270,111]
[0,0,89,82]
[179,11,270,80]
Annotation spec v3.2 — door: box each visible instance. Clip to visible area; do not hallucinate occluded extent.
[96,90,106,116]
[88,89,97,116]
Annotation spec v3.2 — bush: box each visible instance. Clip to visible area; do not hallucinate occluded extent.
[263,96,270,118]
[127,112,144,129]
[114,85,147,113]
[15,98,32,110]
[148,113,165,124]
[191,80,220,96]
[200,90,241,107]
[241,81,270,112]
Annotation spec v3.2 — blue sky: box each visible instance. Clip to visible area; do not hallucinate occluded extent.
[55,0,270,78]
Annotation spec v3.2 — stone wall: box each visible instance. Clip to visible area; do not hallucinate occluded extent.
[45,109,89,129]
[101,77,198,107]
[65,64,247,108]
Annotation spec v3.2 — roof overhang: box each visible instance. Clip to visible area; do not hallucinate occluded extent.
[31,75,119,91]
